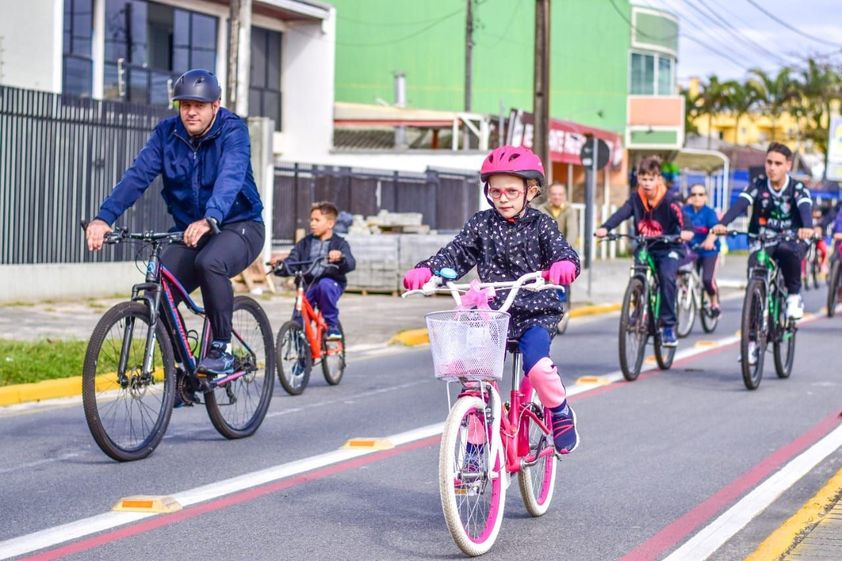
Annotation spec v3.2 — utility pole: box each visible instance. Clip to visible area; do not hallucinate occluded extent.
[463,0,474,150]
[227,0,252,116]
[533,0,551,181]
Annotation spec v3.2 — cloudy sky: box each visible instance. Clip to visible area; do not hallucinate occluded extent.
[639,0,842,84]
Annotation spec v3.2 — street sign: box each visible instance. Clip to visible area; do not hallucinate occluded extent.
[579,137,611,169]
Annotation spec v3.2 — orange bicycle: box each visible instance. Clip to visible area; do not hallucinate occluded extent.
[270,258,346,395]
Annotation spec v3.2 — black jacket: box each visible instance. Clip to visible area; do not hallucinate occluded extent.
[280,234,356,288]
[601,187,690,250]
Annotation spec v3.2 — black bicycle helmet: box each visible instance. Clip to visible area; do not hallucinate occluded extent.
[172,69,221,102]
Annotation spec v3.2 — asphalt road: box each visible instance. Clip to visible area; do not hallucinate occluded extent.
[0,288,840,561]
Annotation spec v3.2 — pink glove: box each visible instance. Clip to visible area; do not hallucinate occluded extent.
[543,261,578,285]
[403,267,432,290]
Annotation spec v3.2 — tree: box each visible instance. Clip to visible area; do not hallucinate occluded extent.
[748,67,799,142]
[722,80,760,146]
[798,58,842,179]
[696,75,728,149]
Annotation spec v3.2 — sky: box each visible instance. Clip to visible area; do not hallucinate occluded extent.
[639,0,842,84]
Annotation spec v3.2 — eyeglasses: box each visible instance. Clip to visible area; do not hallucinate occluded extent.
[488,188,525,200]
[689,192,706,197]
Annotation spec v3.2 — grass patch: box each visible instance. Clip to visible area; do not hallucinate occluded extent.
[0,339,87,386]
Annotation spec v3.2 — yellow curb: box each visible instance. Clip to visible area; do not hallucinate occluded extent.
[113,495,182,513]
[0,370,162,407]
[694,340,718,348]
[745,467,842,561]
[388,328,429,347]
[342,438,395,450]
[569,303,622,318]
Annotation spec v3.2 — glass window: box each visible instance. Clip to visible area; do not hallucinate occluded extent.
[147,2,174,70]
[249,26,282,130]
[172,10,190,72]
[658,56,673,95]
[630,52,654,95]
[191,13,217,70]
[63,0,94,96]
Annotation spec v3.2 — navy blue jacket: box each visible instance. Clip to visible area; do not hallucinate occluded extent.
[96,107,263,229]
[280,234,356,289]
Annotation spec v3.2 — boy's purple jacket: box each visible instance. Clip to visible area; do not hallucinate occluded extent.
[416,207,580,337]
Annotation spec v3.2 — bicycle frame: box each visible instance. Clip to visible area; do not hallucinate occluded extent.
[635,245,662,326]
[748,235,793,343]
[293,282,329,360]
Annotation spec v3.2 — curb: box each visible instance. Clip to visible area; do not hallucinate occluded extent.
[0,376,82,407]
[388,301,622,347]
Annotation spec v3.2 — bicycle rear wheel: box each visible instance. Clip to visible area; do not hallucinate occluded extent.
[517,389,557,517]
[275,320,312,395]
[675,273,696,338]
[82,302,175,462]
[741,279,767,390]
[827,261,841,318]
[700,290,720,333]
[619,277,649,381]
[439,396,506,557]
[321,321,346,385]
[205,296,275,439]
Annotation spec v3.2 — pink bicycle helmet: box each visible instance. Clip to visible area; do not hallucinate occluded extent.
[480,145,545,186]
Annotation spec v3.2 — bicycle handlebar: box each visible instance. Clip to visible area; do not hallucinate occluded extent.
[266,255,339,277]
[597,232,683,244]
[401,270,564,314]
[80,221,184,245]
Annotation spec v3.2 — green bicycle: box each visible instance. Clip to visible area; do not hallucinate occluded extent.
[735,230,800,390]
[604,233,682,381]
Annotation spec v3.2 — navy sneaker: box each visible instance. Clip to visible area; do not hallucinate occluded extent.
[551,403,579,454]
[325,326,342,341]
[197,341,235,376]
[662,325,678,347]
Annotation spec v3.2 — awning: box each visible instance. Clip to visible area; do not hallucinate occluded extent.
[334,102,481,127]
[670,148,729,174]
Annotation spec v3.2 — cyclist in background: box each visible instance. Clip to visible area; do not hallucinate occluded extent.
[595,156,694,347]
[85,69,265,377]
[273,201,356,340]
[712,143,813,320]
[402,145,581,454]
[683,184,722,317]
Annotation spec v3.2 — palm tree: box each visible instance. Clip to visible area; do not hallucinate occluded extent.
[722,80,760,146]
[798,58,842,179]
[696,75,728,149]
[748,67,799,142]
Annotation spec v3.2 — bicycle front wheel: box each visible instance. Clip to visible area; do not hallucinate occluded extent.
[700,290,720,333]
[654,330,676,370]
[619,277,649,381]
[675,274,696,338]
[205,296,275,439]
[517,389,557,517]
[773,300,796,379]
[82,302,175,462]
[740,279,767,390]
[439,396,506,557]
[321,321,346,385]
[275,320,312,395]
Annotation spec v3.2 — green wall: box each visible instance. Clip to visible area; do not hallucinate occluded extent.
[328,0,630,133]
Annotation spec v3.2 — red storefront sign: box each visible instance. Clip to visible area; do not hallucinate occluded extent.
[506,109,623,167]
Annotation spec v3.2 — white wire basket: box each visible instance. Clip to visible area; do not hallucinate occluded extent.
[425,309,510,381]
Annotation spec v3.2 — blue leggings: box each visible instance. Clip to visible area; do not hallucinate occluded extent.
[518,325,552,373]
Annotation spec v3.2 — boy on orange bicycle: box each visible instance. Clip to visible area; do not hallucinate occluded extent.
[275,202,355,339]
[402,146,581,454]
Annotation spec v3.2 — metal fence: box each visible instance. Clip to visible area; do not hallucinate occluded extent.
[272,163,481,243]
[0,85,174,265]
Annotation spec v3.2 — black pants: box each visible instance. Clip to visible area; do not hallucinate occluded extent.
[161,220,265,342]
[637,246,683,327]
[684,252,719,296]
[748,240,805,294]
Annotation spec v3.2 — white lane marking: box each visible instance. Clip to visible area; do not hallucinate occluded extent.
[663,424,842,561]
[0,327,772,559]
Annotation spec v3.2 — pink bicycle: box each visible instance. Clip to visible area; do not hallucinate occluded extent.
[404,270,564,556]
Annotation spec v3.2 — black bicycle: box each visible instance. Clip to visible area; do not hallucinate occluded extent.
[602,233,682,381]
[81,227,275,461]
[735,230,801,390]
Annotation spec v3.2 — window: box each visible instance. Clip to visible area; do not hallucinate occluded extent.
[630,52,675,96]
[103,0,218,106]
[63,0,94,97]
[250,27,283,131]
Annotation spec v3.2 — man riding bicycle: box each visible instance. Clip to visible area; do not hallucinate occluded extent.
[712,143,813,320]
[85,69,265,377]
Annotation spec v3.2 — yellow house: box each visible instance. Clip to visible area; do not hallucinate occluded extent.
[687,77,802,149]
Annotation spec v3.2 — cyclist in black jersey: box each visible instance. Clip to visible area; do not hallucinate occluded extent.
[712,143,814,320]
